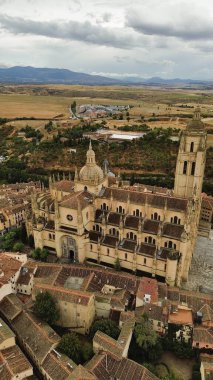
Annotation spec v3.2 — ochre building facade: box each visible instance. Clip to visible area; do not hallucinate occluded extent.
[27,109,207,286]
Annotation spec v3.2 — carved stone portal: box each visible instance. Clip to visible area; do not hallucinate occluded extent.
[61,236,78,263]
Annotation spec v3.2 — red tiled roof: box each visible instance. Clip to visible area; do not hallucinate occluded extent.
[53,180,74,193]
[0,254,22,288]
[137,277,158,303]
[34,283,93,306]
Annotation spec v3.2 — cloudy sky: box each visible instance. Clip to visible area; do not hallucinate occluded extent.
[0,0,213,79]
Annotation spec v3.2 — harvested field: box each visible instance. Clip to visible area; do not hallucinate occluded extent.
[0,94,71,118]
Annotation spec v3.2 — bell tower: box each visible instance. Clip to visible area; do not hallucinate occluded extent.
[174,107,207,199]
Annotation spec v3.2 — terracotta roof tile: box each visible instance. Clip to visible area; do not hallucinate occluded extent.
[34,283,93,306]
[137,277,158,303]
[42,351,76,380]
[193,327,213,345]
[86,353,159,380]
[0,345,32,377]
[0,254,22,288]
[53,180,75,193]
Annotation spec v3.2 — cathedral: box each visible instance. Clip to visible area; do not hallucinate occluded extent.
[27,108,207,286]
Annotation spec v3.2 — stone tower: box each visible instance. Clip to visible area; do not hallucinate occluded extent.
[174,107,207,199]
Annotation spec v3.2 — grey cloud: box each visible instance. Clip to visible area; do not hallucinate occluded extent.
[114,55,129,63]
[0,14,139,49]
[102,12,112,22]
[126,10,213,41]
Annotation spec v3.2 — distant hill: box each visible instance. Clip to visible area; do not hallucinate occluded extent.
[0,66,121,85]
[0,66,212,87]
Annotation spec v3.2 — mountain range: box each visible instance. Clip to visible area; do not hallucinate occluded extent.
[0,66,212,86]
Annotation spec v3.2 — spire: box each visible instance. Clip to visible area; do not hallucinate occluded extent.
[49,175,52,190]
[55,198,59,218]
[86,141,96,165]
[74,167,79,182]
[77,198,83,225]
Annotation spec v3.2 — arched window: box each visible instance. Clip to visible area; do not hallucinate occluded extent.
[134,209,140,217]
[117,205,125,214]
[191,162,196,176]
[109,228,118,237]
[165,240,176,249]
[95,224,102,232]
[168,241,173,248]
[171,216,181,225]
[152,212,160,221]
[183,161,187,174]
[125,253,128,260]
[101,203,108,210]
[190,142,194,152]
[90,244,93,251]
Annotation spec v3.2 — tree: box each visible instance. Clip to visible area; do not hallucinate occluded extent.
[134,315,158,351]
[31,247,41,260]
[40,248,49,262]
[2,231,17,250]
[13,242,24,252]
[114,257,121,271]
[90,319,120,340]
[28,234,35,248]
[21,223,28,244]
[81,342,93,362]
[57,333,81,363]
[33,291,59,325]
[31,247,49,261]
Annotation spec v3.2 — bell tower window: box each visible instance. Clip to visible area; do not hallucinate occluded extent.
[190,142,194,152]
[191,162,196,175]
[183,161,187,174]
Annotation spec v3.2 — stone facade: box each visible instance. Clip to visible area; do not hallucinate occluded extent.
[27,109,207,287]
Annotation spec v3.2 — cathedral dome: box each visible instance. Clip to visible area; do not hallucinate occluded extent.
[79,142,104,183]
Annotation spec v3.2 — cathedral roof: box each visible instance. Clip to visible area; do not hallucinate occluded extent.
[60,190,92,210]
[101,187,188,212]
[53,180,74,193]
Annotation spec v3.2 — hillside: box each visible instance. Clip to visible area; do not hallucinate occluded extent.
[0,66,121,85]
